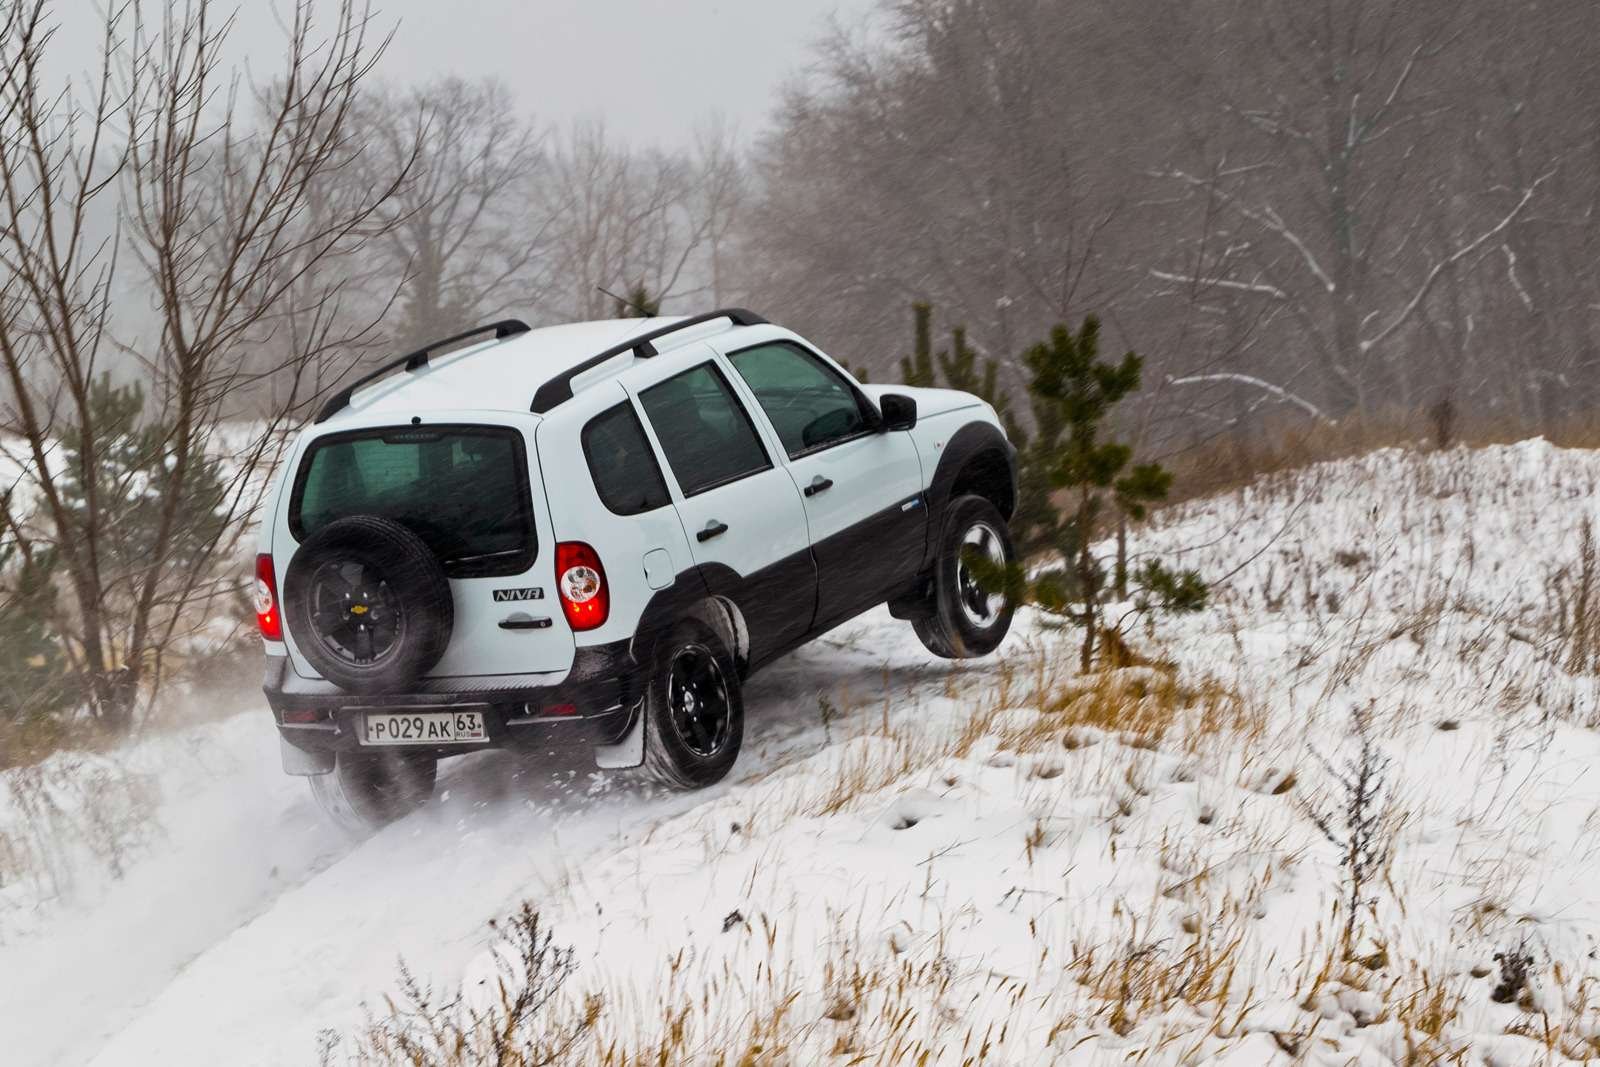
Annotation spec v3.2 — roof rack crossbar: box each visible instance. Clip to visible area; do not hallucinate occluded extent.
[315,319,531,423]
[529,308,768,414]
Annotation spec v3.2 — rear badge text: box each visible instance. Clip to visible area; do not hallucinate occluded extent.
[492,587,545,602]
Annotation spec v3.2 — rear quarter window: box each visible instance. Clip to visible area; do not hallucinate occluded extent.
[582,403,671,515]
[290,425,535,578]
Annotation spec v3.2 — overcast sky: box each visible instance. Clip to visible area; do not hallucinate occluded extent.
[53,0,878,147]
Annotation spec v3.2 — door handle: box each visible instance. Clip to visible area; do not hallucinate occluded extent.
[697,520,729,543]
[499,614,553,630]
[804,476,834,497]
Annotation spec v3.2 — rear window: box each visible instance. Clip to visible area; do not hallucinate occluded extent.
[290,425,535,578]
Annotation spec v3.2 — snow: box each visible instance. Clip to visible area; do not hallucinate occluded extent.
[7,441,1600,1064]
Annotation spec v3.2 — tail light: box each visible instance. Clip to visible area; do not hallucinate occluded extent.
[555,541,608,631]
[255,554,283,641]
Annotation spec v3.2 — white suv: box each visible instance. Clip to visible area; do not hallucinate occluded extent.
[256,310,1018,829]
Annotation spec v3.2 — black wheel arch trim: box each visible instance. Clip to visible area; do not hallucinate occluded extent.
[924,422,1018,564]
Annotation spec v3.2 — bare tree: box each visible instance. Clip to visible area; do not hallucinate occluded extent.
[537,120,739,320]
[352,77,548,348]
[690,115,748,308]
[1149,0,1546,417]
[740,0,1600,434]
[0,0,408,733]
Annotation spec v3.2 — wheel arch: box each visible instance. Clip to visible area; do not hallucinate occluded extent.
[928,422,1017,523]
[631,568,751,678]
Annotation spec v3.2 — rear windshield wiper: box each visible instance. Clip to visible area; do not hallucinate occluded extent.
[442,548,526,566]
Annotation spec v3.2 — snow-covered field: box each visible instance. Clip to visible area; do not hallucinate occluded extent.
[6,440,1600,1065]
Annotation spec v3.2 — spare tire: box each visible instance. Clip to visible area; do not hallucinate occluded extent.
[283,515,454,693]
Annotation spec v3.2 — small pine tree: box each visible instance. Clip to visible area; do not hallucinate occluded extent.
[900,302,938,386]
[53,375,232,729]
[897,303,1037,545]
[611,282,661,318]
[59,376,231,579]
[0,502,71,735]
[972,317,1205,672]
[898,305,1015,433]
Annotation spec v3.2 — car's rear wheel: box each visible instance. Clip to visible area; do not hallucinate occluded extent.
[913,494,1017,658]
[309,750,437,834]
[641,620,743,790]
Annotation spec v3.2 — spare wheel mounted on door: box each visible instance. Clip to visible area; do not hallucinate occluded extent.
[282,514,455,693]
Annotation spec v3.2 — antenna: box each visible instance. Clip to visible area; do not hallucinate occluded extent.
[598,285,656,318]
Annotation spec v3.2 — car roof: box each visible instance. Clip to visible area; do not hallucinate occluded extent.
[328,316,740,421]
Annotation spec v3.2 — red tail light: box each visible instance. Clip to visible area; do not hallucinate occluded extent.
[255,554,283,641]
[555,541,609,631]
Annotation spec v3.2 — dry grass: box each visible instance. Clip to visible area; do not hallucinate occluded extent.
[1553,518,1600,675]
[752,643,1261,834]
[1065,910,1245,1039]
[1157,404,1600,508]
[0,751,159,911]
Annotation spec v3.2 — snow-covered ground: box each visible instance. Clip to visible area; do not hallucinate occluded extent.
[7,440,1600,1065]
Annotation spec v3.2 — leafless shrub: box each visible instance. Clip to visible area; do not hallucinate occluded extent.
[352,903,599,1067]
[1306,704,1395,952]
[1553,518,1600,674]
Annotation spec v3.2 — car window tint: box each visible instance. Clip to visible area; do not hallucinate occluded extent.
[727,342,871,456]
[582,402,670,515]
[638,363,770,496]
[292,426,534,577]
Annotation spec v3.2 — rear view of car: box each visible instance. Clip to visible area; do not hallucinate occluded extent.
[257,310,1018,833]
[257,411,632,832]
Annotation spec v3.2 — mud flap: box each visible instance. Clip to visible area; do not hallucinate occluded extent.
[280,735,336,776]
[593,702,645,769]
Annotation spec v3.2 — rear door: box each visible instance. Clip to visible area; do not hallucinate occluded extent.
[720,339,926,625]
[625,348,816,662]
[281,415,574,680]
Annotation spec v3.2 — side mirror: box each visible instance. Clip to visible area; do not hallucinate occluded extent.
[879,392,918,432]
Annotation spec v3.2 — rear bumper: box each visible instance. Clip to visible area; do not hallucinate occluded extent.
[266,639,644,757]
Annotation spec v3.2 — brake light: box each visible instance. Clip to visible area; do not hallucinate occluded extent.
[255,554,283,641]
[555,541,609,631]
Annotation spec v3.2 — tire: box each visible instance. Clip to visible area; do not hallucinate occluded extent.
[308,750,437,834]
[283,515,454,693]
[912,494,1017,659]
[641,620,744,790]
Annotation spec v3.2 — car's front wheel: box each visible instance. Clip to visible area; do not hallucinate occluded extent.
[641,620,744,790]
[912,494,1017,658]
[309,750,437,834]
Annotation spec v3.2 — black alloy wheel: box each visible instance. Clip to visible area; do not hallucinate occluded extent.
[666,642,733,758]
[642,620,744,789]
[307,560,405,668]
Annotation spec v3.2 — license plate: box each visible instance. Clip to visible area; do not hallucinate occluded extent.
[363,710,487,746]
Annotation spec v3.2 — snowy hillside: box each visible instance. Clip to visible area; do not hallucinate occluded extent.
[7,440,1600,1065]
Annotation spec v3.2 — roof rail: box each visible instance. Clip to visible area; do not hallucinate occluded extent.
[529,308,768,414]
[314,319,531,423]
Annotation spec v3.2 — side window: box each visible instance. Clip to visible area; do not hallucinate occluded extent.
[638,363,771,496]
[582,403,671,515]
[727,342,874,457]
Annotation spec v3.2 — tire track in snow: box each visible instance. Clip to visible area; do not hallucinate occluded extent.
[18,611,963,1066]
